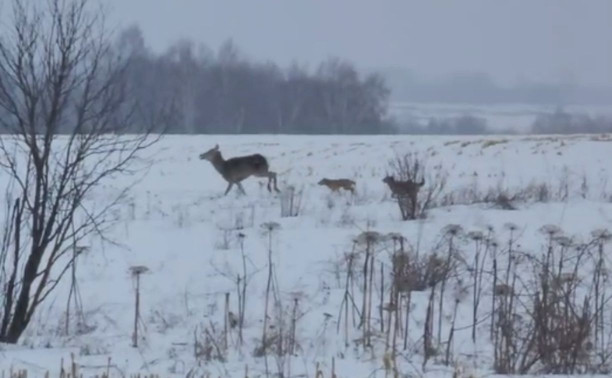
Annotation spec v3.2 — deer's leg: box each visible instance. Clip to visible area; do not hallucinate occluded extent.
[254,171,271,192]
[398,196,407,220]
[255,170,280,193]
[399,195,411,220]
[224,182,234,196]
[238,182,247,195]
[269,171,280,192]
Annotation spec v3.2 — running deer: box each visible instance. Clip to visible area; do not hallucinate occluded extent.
[318,178,356,194]
[199,144,280,195]
[382,175,425,219]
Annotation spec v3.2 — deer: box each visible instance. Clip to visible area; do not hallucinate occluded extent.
[318,178,356,194]
[382,175,425,220]
[199,144,280,196]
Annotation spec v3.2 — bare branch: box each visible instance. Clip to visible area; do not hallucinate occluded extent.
[0,0,161,343]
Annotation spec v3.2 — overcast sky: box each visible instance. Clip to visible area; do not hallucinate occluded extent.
[107,0,612,87]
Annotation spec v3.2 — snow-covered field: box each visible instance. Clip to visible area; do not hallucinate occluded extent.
[2,134,612,377]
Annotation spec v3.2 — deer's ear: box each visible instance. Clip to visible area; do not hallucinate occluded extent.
[214,144,219,150]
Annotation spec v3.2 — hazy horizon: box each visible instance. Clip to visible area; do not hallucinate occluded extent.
[107,0,612,89]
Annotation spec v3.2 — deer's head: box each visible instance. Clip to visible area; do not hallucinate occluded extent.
[199,144,220,161]
[318,178,329,185]
[382,175,395,184]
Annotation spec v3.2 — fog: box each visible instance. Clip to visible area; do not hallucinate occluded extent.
[2,0,604,134]
[108,0,612,88]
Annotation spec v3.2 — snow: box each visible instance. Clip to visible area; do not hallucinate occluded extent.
[1,134,612,377]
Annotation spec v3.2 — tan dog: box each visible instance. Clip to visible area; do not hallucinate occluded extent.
[318,178,356,194]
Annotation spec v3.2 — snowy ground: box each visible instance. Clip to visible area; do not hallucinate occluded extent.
[1,134,612,377]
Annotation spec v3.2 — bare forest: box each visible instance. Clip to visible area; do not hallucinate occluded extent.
[115,26,393,135]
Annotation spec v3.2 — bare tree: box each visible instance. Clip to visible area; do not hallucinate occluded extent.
[0,0,161,343]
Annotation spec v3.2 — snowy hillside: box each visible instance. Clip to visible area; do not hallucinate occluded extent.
[2,134,612,377]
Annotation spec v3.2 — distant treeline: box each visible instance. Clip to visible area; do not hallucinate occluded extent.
[4,23,605,136]
[530,110,612,134]
[397,110,612,135]
[118,26,393,134]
